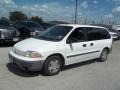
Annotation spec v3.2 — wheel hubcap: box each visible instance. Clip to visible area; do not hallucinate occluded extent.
[101,50,107,60]
[48,59,60,73]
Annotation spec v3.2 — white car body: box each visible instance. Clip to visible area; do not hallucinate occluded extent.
[9,24,113,72]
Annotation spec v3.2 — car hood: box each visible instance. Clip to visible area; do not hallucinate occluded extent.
[14,38,57,52]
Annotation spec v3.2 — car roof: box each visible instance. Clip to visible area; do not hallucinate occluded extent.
[57,24,107,30]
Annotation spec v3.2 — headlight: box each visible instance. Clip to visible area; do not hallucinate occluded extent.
[12,47,42,58]
[25,51,42,58]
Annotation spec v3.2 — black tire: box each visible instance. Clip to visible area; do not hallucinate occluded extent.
[98,49,108,62]
[43,56,62,76]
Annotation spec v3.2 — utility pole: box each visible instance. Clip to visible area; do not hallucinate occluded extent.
[74,0,78,24]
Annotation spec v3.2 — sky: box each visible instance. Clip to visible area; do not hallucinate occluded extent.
[0,0,120,24]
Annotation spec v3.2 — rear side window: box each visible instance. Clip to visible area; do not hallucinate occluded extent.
[86,28,111,41]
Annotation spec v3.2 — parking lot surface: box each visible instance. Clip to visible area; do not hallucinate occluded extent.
[0,41,120,90]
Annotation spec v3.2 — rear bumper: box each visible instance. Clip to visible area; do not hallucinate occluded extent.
[9,53,44,71]
[0,37,19,42]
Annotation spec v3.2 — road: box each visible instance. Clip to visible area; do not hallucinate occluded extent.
[0,41,120,90]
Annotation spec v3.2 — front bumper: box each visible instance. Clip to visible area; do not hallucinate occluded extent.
[9,52,44,71]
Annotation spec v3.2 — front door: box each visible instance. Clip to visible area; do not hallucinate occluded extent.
[65,27,91,65]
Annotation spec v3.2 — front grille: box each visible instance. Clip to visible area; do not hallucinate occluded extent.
[13,47,26,56]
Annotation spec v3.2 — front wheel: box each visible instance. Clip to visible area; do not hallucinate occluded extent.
[43,56,62,76]
[98,49,108,62]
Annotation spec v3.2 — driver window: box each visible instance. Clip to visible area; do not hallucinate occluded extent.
[68,28,85,43]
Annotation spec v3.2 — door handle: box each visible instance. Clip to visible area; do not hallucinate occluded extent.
[83,44,87,47]
[90,43,94,46]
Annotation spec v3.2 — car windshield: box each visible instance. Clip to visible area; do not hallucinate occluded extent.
[35,26,72,41]
[0,20,11,27]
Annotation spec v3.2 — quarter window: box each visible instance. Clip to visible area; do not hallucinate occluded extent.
[86,28,110,41]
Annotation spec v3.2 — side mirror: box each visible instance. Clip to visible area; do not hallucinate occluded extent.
[66,38,77,44]
[66,39,72,44]
[67,38,78,44]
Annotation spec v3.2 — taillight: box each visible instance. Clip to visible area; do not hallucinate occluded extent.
[30,32,36,36]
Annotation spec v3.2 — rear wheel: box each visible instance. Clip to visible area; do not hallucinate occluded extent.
[43,56,62,76]
[98,49,108,62]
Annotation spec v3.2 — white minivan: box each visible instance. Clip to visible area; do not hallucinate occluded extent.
[9,24,113,76]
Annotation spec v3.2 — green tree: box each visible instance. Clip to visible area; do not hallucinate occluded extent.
[9,11,28,22]
[30,16,43,23]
